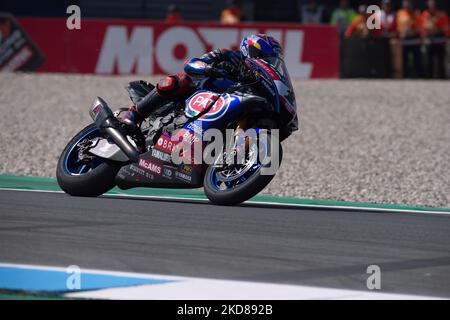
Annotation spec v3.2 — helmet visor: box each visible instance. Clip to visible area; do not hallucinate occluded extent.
[247,45,273,60]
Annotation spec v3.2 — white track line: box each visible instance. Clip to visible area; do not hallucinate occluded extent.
[0,187,449,216]
[0,263,442,300]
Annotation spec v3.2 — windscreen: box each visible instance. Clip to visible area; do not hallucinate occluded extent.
[260,57,296,115]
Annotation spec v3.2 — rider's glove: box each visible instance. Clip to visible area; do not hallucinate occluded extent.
[205,65,228,78]
[205,61,243,82]
[240,70,259,83]
[218,61,238,75]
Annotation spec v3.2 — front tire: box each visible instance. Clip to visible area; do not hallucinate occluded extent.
[56,124,122,197]
[204,132,282,205]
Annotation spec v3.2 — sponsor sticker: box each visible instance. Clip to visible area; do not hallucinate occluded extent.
[186,91,229,121]
[162,167,173,178]
[186,121,202,133]
[253,59,280,81]
[138,158,162,175]
[89,102,102,120]
[155,135,177,154]
[177,129,201,144]
[130,165,154,180]
[151,148,171,162]
[188,92,219,113]
[0,14,45,72]
[175,171,192,182]
[180,164,192,174]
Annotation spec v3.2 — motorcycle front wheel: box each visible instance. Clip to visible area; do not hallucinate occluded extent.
[203,132,282,206]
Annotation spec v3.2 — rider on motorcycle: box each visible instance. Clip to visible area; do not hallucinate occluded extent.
[122,34,283,129]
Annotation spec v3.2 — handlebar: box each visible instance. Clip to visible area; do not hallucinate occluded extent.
[206,62,259,86]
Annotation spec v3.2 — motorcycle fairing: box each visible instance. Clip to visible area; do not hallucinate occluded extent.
[115,57,295,189]
[126,80,155,105]
[115,90,267,189]
[115,146,204,190]
[184,90,221,119]
[184,90,244,124]
[247,57,298,127]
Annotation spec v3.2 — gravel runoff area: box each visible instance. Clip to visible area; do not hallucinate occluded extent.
[0,73,449,207]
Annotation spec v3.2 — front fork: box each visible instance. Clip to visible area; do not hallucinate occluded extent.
[228,115,280,176]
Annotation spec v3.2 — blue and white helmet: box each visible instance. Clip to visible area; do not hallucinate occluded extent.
[240,34,283,61]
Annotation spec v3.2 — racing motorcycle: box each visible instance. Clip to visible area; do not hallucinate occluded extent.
[56,56,298,205]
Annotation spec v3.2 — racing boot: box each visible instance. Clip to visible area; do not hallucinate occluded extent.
[120,89,165,150]
[121,105,143,128]
[122,88,164,128]
[122,74,193,129]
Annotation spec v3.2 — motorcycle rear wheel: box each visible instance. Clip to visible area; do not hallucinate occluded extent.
[56,124,123,197]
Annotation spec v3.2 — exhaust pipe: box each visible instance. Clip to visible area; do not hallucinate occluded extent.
[89,97,139,162]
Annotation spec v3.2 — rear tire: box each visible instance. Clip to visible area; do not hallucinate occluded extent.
[56,124,123,197]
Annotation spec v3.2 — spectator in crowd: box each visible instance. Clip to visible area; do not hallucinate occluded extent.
[396,0,424,78]
[380,0,397,36]
[420,0,449,78]
[330,0,357,37]
[300,0,325,24]
[379,0,401,78]
[344,5,382,38]
[220,0,243,24]
[165,4,182,24]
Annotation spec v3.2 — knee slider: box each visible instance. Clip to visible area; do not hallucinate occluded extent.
[156,76,178,97]
[156,74,194,97]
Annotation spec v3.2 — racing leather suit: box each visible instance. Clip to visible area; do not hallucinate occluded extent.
[123,49,242,126]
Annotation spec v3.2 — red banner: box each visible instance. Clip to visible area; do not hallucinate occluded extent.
[17,18,339,79]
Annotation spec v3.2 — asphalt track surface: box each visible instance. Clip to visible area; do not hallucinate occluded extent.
[0,189,449,298]
[2,74,450,207]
